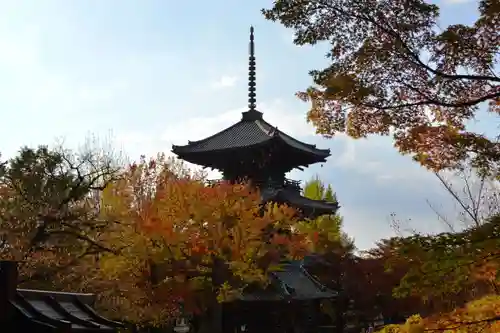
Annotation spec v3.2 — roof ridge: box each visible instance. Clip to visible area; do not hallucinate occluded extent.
[254,118,275,137]
[259,118,331,154]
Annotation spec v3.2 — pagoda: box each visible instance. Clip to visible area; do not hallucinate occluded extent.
[172,27,338,218]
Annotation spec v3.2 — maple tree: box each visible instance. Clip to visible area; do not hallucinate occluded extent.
[0,144,120,289]
[307,237,419,332]
[392,213,500,300]
[338,239,419,330]
[263,0,500,175]
[377,295,500,333]
[96,154,311,331]
[372,213,500,332]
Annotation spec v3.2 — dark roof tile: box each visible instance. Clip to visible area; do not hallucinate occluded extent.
[237,261,336,301]
[261,187,339,215]
[172,116,330,159]
[272,263,336,300]
[12,289,121,332]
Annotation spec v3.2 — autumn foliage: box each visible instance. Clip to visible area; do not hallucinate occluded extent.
[0,146,119,291]
[95,155,311,324]
[392,214,500,301]
[263,0,500,176]
[364,213,500,332]
[378,295,500,333]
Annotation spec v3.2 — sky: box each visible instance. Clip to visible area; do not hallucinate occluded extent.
[0,0,497,250]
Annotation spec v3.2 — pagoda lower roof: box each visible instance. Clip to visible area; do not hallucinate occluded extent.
[171,110,330,160]
[261,187,339,216]
[237,260,337,301]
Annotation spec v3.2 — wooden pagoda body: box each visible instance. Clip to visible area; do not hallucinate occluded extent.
[172,28,338,219]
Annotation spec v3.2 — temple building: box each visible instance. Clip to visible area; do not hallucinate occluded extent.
[0,261,123,333]
[172,26,338,219]
[172,27,338,333]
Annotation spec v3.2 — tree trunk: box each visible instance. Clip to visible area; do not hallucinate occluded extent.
[210,257,225,333]
[210,296,223,333]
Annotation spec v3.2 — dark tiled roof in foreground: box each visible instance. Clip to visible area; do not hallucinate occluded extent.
[172,110,330,159]
[238,260,336,301]
[8,288,123,332]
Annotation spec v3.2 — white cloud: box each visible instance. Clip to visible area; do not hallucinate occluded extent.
[210,75,238,90]
[443,0,472,3]
[161,98,319,145]
[334,137,356,168]
[328,133,440,190]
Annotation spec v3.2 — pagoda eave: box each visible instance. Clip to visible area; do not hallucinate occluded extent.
[261,187,339,218]
[237,260,337,301]
[172,135,329,169]
[173,152,327,174]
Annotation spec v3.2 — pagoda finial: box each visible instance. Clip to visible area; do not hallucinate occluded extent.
[248,26,256,111]
[242,26,262,121]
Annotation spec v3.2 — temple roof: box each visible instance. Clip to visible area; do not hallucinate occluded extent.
[1,260,123,333]
[7,289,124,332]
[172,110,330,160]
[238,260,336,301]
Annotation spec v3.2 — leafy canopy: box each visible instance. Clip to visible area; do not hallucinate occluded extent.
[0,145,119,287]
[299,175,354,253]
[97,155,311,324]
[377,295,500,333]
[263,0,500,175]
[390,213,500,300]
[303,175,337,203]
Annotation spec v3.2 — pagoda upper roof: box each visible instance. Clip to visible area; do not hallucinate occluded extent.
[172,27,331,170]
[172,110,330,161]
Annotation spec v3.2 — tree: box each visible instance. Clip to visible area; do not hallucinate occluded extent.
[378,295,500,333]
[387,164,500,301]
[0,144,120,288]
[97,155,311,331]
[341,239,418,330]
[303,175,337,203]
[375,213,500,332]
[299,176,357,332]
[393,213,500,299]
[263,0,500,175]
[431,164,500,230]
[301,175,353,251]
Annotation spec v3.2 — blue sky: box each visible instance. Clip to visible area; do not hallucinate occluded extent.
[0,0,497,250]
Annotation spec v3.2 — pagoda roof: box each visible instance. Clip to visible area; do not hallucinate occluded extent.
[261,186,339,217]
[172,27,330,166]
[237,260,336,301]
[172,110,330,161]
